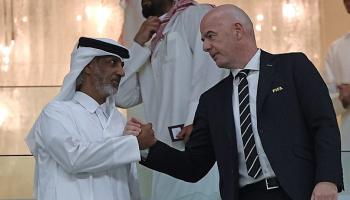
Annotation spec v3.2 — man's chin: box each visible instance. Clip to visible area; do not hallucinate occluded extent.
[101,86,118,97]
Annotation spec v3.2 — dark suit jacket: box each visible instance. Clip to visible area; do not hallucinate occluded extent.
[141,50,344,200]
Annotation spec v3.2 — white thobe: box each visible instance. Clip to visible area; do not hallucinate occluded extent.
[30,92,141,200]
[324,32,350,151]
[116,4,229,200]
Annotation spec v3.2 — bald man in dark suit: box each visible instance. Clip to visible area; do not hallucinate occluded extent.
[136,4,344,200]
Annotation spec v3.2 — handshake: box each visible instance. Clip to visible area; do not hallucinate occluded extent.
[123,117,157,150]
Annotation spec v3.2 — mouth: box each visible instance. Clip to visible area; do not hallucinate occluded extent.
[211,53,218,61]
[111,78,120,87]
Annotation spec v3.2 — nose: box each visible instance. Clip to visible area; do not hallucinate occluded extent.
[116,62,125,77]
[202,39,211,52]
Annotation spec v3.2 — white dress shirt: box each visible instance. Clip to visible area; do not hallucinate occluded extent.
[231,49,276,187]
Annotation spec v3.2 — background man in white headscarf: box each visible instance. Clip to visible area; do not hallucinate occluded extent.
[26,37,142,200]
[116,0,229,200]
[323,0,350,151]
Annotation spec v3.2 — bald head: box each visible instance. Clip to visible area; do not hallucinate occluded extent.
[200,4,257,69]
[202,4,255,41]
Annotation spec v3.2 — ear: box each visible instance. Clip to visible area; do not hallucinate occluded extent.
[233,22,244,40]
[84,60,95,75]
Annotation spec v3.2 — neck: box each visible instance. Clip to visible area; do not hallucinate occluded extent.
[232,45,258,69]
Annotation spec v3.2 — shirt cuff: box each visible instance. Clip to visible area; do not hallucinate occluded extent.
[114,135,141,163]
[140,149,149,161]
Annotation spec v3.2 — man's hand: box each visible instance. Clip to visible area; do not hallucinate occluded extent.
[176,125,193,143]
[137,123,157,150]
[338,84,350,108]
[311,182,338,200]
[134,16,161,46]
[123,117,142,136]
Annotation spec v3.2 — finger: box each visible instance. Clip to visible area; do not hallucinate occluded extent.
[140,122,152,130]
[126,126,141,133]
[130,117,144,125]
[147,16,160,22]
[127,121,141,128]
[176,129,186,139]
[124,124,141,132]
[124,131,139,136]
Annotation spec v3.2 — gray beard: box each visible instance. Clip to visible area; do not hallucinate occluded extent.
[96,84,117,97]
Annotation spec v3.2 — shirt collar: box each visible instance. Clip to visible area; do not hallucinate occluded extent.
[73,91,105,113]
[231,49,261,77]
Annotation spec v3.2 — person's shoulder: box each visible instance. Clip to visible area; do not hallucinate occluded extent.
[201,74,231,97]
[186,3,213,12]
[273,51,308,61]
[43,100,73,117]
[332,33,350,46]
[180,3,213,18]
[328,33,350,52]
[274,51,305,57]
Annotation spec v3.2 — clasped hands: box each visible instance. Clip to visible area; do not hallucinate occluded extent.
[123,117,157,150]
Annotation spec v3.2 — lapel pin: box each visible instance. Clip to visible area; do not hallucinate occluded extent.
[272,86,283,93]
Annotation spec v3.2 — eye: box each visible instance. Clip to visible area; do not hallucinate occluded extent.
[109,58,123,67]
[207,33,215,40]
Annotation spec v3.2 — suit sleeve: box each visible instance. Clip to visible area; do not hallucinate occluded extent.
[141,93,216,182]
[293,53,344,191]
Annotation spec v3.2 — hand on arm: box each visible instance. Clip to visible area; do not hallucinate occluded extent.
[137,123,157,150]
[134,16,161,46]
[176,125,193,143]
[311,182,338,200]
[337,83,350,108]
[123,117,143,136]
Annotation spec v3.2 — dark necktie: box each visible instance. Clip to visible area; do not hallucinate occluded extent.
[236,69,262,179]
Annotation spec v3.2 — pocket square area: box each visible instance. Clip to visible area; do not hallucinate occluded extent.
[272,86,284,93]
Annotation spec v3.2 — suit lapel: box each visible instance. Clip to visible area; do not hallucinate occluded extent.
[257,50,275,114]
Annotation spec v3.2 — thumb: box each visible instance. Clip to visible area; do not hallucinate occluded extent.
[176,129,186,139]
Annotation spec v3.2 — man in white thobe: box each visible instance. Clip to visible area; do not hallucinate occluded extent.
[26,37,141,200]
[323,0,350,151]
[116,0,229,199]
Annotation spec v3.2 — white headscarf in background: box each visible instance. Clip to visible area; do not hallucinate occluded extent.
[26,37,129,155]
